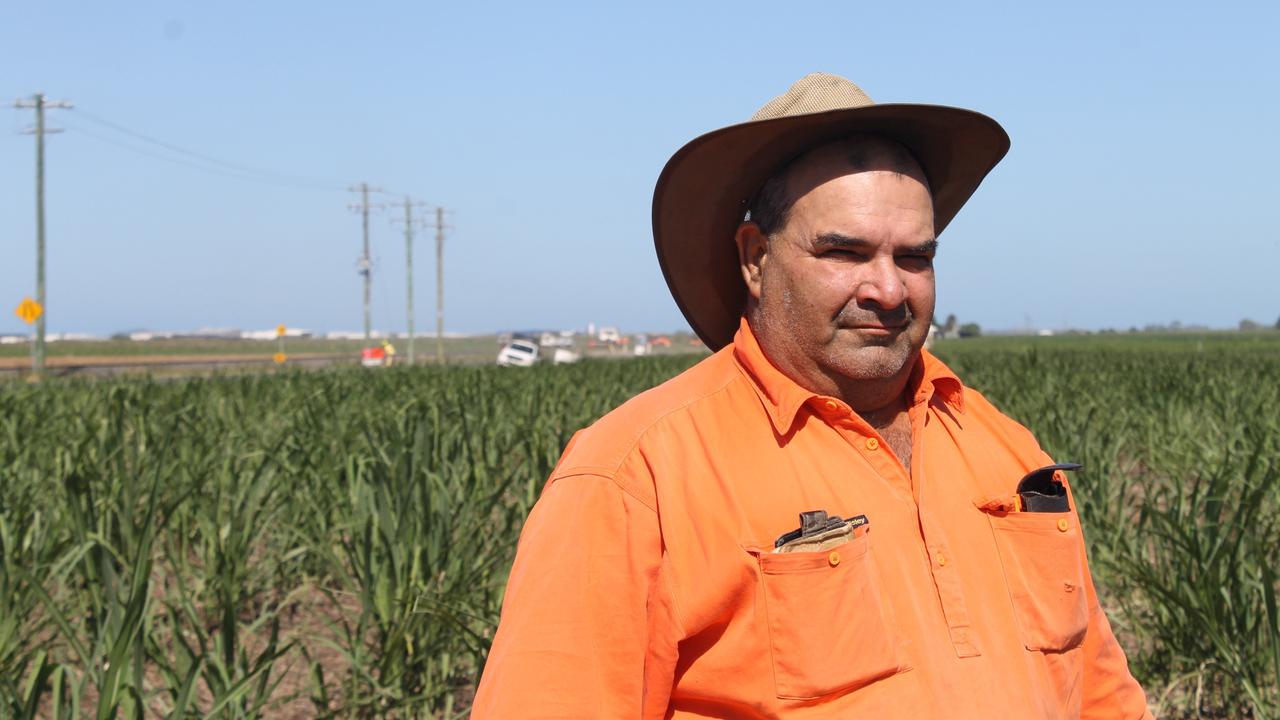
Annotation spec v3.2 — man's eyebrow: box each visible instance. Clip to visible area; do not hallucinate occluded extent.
[813,232,874,249]
[905,239,939,255]
[813,233,939,255]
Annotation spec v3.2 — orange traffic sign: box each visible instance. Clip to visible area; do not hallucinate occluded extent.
[15,297,42,325]
[276,324,287,338]
[273,352,287,364]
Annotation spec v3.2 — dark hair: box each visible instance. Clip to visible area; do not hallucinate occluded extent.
[746,171,792,237]
[745,136,925,237]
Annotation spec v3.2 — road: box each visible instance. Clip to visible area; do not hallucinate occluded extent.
[0,353,355,379]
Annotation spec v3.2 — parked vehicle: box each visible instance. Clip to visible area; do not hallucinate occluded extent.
[552,348,581,364]
[497,339,539,367]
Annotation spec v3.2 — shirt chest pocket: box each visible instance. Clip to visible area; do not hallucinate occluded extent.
[748,532,911,700]
[988,512,1090,652]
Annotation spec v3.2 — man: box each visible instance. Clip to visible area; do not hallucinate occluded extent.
[472,73,1150,719]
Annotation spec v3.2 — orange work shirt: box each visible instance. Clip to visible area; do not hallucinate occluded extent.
[473,318,1151,719]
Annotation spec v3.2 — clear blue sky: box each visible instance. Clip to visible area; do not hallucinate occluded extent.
[3,0,1277,337]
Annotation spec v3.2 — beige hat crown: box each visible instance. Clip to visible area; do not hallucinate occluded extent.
[751,73,874,121]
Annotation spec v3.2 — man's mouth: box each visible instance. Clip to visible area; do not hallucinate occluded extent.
[844,323,907,332]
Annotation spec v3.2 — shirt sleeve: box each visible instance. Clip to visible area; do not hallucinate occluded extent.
[1075,507,1154,719]
[470,472,681,720]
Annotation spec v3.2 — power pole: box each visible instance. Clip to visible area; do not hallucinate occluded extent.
[433,207,451,365]
[14,93,72,379]
[348,184,383,343]
[389,196,427,364]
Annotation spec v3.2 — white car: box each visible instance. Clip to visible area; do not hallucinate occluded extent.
[552,348,581,364]
[497,339,539,367]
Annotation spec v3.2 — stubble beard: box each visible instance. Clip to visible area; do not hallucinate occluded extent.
[824,302,924,382]
[825,327,919,383]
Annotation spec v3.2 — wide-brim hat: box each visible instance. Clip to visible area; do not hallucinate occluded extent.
[652,72,1011,351]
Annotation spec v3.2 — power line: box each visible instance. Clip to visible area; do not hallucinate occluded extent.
[20,103,410,196]
[61,119,342,191]
[68,106,348,191]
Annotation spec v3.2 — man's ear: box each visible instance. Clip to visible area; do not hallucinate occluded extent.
[735,222,769,301]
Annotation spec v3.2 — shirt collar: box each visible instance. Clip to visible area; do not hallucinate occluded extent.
[731,315,965,436]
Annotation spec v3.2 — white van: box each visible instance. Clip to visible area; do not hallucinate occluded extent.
[497,339,539,367]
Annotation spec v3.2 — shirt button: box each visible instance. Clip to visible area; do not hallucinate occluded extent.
[1057,518,1070,532]
[828,551,841,567]
[823,400,839,412]
[937,553,947,567]
[865,437,880,451]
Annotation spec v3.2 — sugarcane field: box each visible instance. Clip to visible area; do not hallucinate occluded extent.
[0,332,1276,717]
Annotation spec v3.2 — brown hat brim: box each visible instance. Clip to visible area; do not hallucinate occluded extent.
[652,103,1010,351]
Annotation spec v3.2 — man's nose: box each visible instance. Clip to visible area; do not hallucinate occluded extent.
[853,257,908,309]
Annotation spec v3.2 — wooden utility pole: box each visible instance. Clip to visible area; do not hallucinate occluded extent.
[390,196,427,364]
[435,206,447,364]
[14,93,72,379]
[348,184,383,343]
[405,199,416,364]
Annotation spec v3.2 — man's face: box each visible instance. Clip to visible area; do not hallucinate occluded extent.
[738,142,936,401]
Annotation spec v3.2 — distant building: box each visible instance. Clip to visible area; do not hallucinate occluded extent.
[325,330,387,340]
[242,328,313,340]
[188,327,242,339]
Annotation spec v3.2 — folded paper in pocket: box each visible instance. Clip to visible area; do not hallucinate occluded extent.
[774,510,869,553]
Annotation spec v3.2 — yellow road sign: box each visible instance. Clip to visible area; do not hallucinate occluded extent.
[273,352,287,364]
[276,324,287,338]
[15,297,42,325]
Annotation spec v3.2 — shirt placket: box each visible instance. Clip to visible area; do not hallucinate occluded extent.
[911,392,981,658]
[814,393,981,660]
